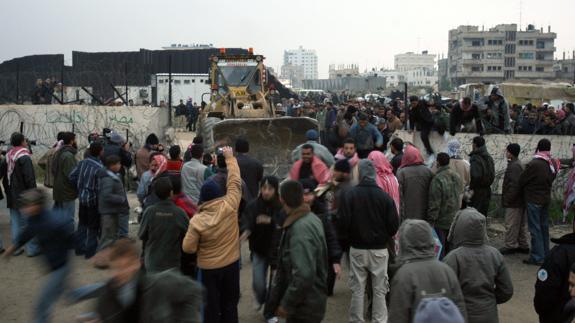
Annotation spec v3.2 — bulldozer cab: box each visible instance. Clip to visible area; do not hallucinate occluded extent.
[206,50,273,119]
[196,49,319,178]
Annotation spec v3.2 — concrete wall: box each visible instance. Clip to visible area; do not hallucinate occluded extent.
[395,130,575,200]
[0,105,170,158]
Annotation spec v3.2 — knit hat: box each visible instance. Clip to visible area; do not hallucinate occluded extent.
[200,180,224,203]
[446,139,462,158]
[334,159,351,173]
[506,143,520,158]
[110,132,125,145]
[305,129,319,141]
[413,297,465,323]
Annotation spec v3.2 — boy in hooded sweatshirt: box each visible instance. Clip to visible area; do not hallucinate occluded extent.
[94,155,130,268]
[389,219,467,323]
[444,207,513,323]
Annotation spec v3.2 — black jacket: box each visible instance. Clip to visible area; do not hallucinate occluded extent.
[501,158,524,208]
[311,198,343,264]
[519,158,556,206]
[102,143,133,168]
[391,152,403,175]
[0,154,36,209]
[469,146,495,190]
[241,197,284,261]
[409,103,434,131]
[450,102,483,135]
[535,233,575,323]
[236,153,263,200]
[338,164,399,250]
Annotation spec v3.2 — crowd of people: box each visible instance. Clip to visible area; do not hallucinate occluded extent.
[1,90,575,322]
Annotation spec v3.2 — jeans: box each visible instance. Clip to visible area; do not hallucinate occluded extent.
[98,214,119,251]
[54,200,76,224]
[76,204,100,258]
[349,248,389,323]
[34,262,71,323]
[251,252,269,306]
[198,261,240,323]
[10,208,41,256]
[527,203,550,263]
[118,213,129,238]
[75,224,100,258]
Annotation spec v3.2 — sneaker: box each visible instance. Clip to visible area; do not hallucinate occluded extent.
[499,247,516,255]
[523,258,543,266]
[13,248,24,256]
[267,317,279,323]
[516,247,530,254]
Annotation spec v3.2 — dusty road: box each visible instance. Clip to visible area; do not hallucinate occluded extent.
[0,192,564,323]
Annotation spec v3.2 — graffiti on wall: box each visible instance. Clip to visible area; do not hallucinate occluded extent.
[0,105,169,157]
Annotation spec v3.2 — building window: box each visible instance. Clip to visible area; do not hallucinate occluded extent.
[174,80,181,84]
[471,66,483,72]
[505,44,516,54]
[158,79,164,84]
[536,67,545,72]
[536,41,545,49]
[536,53,546,60]
[518,52,534,59]
[505,57,516,67]
[472,53,482,60]
[471,40,483,47]
[184,80,190,84]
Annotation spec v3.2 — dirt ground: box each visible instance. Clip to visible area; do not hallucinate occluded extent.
[0,191,567,323]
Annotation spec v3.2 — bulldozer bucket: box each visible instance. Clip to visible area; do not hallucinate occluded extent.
[211,117,319,178]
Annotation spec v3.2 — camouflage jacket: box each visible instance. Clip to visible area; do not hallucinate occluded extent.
[427,166,463,230]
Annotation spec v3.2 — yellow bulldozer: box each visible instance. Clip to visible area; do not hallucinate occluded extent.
[197,48,318,176]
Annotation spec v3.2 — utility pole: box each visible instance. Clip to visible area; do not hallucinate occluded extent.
[15,63,20,104]
[168,55,173,126]
[124,62,128,105]
[60,62,64,104]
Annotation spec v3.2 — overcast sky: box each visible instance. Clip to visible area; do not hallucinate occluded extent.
[1,0,574,78]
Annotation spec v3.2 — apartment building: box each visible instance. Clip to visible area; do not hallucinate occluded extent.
[448,24,556,86]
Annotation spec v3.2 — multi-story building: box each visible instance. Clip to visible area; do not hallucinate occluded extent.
[283,46,318,80]
[394,51,436,73]
[448,24,556,86]
[554,51,575,81]
[361,69,404,88]
[329,64,359,79]
[404,68,438,87]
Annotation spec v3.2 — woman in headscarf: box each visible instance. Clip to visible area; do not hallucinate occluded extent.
[142,154,169,210]
[368,150,400,212]
[396,145,433,221]
[431,139,470,192]
[563,145,575,222]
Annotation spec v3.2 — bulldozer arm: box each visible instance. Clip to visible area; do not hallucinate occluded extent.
[211,117,319,178]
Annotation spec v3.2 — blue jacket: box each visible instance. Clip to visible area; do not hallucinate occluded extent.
[349,123,383,150]
[70,156,103,207]
[17,209,74,270]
